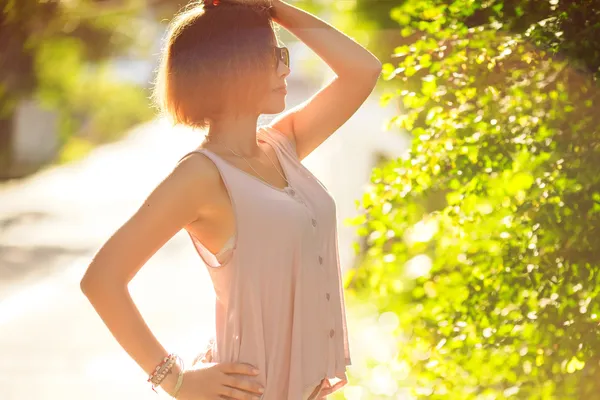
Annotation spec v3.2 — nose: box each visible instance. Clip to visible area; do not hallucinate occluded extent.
[277,61,291,78]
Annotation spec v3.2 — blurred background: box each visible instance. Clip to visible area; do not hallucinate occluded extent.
[1,0,600,399]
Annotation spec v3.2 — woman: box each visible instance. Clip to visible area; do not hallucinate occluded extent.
[80,0,381,399]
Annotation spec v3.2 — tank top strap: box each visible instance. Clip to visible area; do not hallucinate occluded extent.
[257,125,299,162]
[178,148,237,182]
[177,147,251,200]
[178,148,209,165]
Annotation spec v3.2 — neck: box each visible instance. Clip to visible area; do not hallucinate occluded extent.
[205,114,262,158]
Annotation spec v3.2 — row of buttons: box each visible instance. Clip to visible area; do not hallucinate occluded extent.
[288,188,333,338]
[313,221,333,339]
[322,254,330,304]
[318,255,330,300]
[320,253,333,337]
[286,188,318,228]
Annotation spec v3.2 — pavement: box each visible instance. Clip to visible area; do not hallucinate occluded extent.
[0,80,408,399]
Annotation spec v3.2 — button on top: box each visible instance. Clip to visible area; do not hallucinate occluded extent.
[326,293,330,301]
[329,329,335,338]
[312,219,317,227]
[318,256,323,264]
[289,189,296,196]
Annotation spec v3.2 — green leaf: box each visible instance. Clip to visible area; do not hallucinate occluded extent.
[507,172,534,195]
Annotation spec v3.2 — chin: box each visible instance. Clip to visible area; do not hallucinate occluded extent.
[258,91,287,114]
[262,101,286,114]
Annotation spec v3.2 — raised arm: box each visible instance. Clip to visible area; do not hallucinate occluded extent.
[268,0,382,161]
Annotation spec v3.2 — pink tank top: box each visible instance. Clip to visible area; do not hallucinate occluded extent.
[180,125,351,399]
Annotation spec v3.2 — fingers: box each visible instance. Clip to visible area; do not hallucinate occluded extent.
[205,347,213,363]
[332,377,348,390]
[218,384,263,399]
[219,362,260,376]
[217,363,263,399]
[192,348,213,366]
[223,374,265,395]
[318,379,331,398]
[318,377,348,397]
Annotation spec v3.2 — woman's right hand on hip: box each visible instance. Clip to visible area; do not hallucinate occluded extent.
[176,362,264,400]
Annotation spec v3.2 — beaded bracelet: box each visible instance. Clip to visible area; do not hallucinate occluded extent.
[155,357,176,386]
[149,354,172,381]
[148,354,177,392]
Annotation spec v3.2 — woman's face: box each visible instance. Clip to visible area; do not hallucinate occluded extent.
[259,45,291,114]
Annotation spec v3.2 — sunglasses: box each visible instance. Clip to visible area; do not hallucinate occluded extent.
[273,46,290,68]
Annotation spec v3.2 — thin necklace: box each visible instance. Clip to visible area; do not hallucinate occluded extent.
[205,137,290,189]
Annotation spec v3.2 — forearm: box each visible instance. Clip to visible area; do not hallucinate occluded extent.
[81,282,181,393]
[270,0,382,77]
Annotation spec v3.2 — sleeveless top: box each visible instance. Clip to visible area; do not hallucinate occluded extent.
[179,125,351,400]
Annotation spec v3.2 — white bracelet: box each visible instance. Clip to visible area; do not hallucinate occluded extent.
[172,356,185,398]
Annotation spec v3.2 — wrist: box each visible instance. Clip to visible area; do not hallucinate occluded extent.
[269,0,283,19]
[160,363,183,397]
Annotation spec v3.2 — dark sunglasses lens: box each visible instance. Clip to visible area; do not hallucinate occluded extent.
[283,48,290,67]
[275,47,290,68]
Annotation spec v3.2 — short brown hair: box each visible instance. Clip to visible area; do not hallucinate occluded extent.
[152,0,278,130]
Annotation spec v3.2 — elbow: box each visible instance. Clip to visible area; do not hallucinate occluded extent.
[80,275,93,295]
[80,275,128,304]
[368,61,383,79]
[80,263,99,294]
[356,62,383,82]
[80,273,98,297]
[362,57,383,75]
[340,64,382,85]
[339,57,382,80]
[359,64,382,88]
[371,60,383,73]
[80,268,125,297]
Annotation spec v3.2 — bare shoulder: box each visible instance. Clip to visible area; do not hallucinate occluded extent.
[166,150,223,216]
[174,150,221,185]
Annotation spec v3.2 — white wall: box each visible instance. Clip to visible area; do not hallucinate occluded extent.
[12,100,59,166]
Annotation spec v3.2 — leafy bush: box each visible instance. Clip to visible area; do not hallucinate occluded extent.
[346,1,600,399]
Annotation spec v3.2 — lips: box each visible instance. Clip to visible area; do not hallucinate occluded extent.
[274,87,287,94]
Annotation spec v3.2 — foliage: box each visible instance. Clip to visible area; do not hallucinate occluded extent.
[346,0,600,399]
[55,66,155,164]
[1,0,136,115]
[0,0,182,167]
